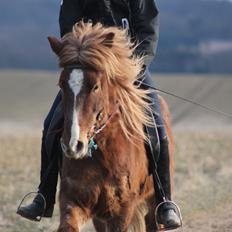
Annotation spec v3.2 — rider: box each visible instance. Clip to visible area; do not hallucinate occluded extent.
[17,0,181,229]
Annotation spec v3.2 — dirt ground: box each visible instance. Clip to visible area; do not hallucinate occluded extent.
[0,71,232,231]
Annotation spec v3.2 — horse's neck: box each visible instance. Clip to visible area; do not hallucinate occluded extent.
[96,119,128,155]
[95,119,146,175]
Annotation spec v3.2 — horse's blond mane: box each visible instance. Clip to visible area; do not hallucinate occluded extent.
[59,22,154,142]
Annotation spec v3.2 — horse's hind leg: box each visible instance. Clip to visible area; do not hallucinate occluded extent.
[57,203,90,232]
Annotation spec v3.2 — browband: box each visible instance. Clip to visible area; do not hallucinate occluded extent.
[63,64,97,71]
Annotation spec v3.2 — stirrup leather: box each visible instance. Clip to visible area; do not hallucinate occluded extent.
[155,200,183,231]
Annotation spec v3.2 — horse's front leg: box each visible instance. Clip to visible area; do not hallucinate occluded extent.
[93,217,107,232]
[106,206,134,232]
[57,202,90,232]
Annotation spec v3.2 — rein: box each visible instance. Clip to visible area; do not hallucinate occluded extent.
[136,80,232,119]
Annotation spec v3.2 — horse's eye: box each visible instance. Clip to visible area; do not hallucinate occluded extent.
[93,84,99,92]
[96,111,103,121]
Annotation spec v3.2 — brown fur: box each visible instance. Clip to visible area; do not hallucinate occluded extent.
[48,22,174,232]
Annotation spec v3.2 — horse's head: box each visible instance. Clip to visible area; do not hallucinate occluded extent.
[48,26,115,159]
[48,22,152,159]
[58,66,110,159]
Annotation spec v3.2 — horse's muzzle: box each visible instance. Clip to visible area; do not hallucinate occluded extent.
[60,138,87,159]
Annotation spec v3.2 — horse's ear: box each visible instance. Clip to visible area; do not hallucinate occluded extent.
[47,36,63,55]
[102,32,115,48]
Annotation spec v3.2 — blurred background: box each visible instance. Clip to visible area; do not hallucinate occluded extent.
[1,0,232,73]
[0,0,232,232]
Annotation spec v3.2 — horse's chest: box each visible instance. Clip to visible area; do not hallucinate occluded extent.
[61,176,101,210]
[97,176,135,218]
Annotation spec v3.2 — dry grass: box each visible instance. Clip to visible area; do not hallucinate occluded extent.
[0,130,231,232]
[1,70,232,127]
[0,135,58,232]
[173,129,232,232]
[0,70,231,231]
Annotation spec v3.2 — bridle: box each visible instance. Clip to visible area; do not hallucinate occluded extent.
[87,102,119,140]
[63,64,97,71]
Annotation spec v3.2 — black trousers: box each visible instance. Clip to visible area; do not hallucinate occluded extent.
[139,70,172,202]
[38,71,168,206]
[38,93,62,207]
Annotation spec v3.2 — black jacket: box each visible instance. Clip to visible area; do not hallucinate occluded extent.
[59,0,159,66]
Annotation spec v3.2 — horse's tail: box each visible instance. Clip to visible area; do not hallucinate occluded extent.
[128,203,147,232]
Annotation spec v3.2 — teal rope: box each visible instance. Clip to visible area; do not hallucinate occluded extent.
[88,138,98,157]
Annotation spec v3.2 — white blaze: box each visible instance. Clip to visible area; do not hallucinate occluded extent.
[68,69,84,151]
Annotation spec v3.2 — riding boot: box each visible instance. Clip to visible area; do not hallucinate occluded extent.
[155,136,181,229]
[16,194,54,221]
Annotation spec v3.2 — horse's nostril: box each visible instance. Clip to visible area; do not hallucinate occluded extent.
[76,141,84,152]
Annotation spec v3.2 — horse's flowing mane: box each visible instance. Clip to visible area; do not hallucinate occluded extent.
[59,22,154,141]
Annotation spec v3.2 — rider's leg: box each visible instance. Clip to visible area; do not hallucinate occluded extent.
[38,92,63,211]
[140,70,181,228]
[17,92,63,221]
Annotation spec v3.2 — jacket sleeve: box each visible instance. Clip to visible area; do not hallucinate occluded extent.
[59,0,83,37]
[128,0,159,66]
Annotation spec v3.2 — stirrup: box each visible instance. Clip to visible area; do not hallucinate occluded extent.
[155,200,183,231]
[17,192,46,222]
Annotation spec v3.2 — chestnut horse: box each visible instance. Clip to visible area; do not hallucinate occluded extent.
[48,22,174,232]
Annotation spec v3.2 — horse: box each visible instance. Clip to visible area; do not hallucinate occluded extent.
[48,22,174,232]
